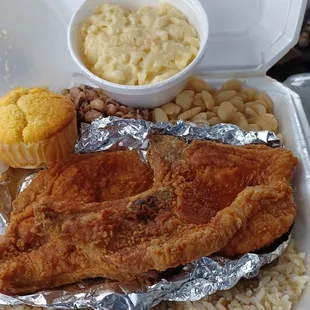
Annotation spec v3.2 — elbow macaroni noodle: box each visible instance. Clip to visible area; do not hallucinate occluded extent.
[81,4,200,85]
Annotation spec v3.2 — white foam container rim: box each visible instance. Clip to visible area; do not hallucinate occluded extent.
[0,0,310,307]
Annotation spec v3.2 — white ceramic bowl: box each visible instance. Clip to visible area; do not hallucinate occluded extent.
[67,0,208,108]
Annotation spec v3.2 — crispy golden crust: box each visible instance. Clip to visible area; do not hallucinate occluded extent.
[0,136,298,295]
[12,150,154,216]
[0,88,75,144]
[219,183,296,257]
[0,184,283,295]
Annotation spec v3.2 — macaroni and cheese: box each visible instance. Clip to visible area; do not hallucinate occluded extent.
[81,4,200,85]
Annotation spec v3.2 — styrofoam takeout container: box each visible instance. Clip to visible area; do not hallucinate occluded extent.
[68,0,209,108]
[0,0,310,308]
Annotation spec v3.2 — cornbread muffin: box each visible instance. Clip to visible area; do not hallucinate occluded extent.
[0,87,77,168]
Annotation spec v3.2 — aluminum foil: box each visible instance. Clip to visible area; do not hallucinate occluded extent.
[76,117,282,154]
[0,118,289,310]
[0,180,10,236]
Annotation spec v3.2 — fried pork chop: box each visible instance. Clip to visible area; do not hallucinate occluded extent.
[0,136,297,295]
[11,150,154,216]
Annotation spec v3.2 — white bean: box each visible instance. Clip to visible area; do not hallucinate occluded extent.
[241,87,257,101]
[255,99,268,110]
[191,112,208,123]
[218,101,237,122]
[209,117,222,126]
[244,101,256,109]
[178,107,202,120]
[188,76,213,93]
[244,107,258,118]
[213,106,220,115]
[238,92,248,102]
[193,98,206,108]
[255,92,273,112]
[182,90,195,98]
[152,108,168,122]
[202,90,215,110]
[194,93,202,100]
[255,113,278,132]
[160,102,181,116]
[248,124,261,131]
[252,103,267,115]
[206,112,216,120]
[247,116,257,124]
[176,91,194,111]
[215,90,237,105]
[228,112,249,130]
[230,96,244,112]
[221,79,243,91]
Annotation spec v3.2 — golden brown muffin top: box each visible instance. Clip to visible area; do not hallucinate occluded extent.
[0,87,75,144]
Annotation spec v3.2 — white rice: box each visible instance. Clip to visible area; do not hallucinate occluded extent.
[156,240,309,310]
[0,241,308,310]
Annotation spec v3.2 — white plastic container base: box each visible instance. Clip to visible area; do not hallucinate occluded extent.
[0,0,310,308]
[68,0,209,108]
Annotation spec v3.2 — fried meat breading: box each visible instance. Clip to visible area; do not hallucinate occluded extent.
[0,136,297,295]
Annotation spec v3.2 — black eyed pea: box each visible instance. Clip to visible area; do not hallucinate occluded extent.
[106,104,118,116]
[119,105,129,114]
[74,91,86,109]
[136,114,144,120]
[217,101,237,122]
[152,108,169,123]
[178,107,203,121]
[84,110,102,123]
[141,109,150,120]
[116,111,125,118]
[70,86,82,98]
[85,89,100,102]
[81,103,91,113]
[90,99,106,112]
[61,89,70,96]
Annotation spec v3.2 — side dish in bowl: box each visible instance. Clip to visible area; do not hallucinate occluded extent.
[68,0,208,108]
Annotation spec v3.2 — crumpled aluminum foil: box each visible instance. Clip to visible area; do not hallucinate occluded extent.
[0,180,10,236]
[0,118,290,310]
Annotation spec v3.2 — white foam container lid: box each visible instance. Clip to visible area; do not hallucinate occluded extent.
[0,0,310,307]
